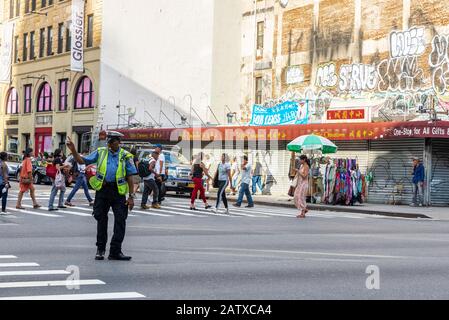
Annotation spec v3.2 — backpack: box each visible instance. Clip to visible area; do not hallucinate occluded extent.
[138,159,151,178]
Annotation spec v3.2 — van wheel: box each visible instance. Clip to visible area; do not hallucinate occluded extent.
[33,174,41,185]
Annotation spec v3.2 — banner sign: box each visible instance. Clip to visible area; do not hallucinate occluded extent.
[0,23,14,83]
[327,109,366,121]
[249,101,309,126]
[71,0,85,72]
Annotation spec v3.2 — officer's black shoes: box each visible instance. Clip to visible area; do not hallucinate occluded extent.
[95,249,106,261]
[108,252,132,261]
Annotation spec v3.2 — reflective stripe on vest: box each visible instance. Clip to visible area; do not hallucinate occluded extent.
[88,148,132,196]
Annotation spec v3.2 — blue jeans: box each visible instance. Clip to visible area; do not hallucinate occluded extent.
[0,184,9,212]
[236,183,254,206]
[67,174,93,203]
[48,181,65,209]
[252,176,263,194]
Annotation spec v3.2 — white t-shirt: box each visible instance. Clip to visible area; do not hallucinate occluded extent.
[155,153,166,175]
[218,162,231,182]
[143,158,157,180]
[241,164,252,185]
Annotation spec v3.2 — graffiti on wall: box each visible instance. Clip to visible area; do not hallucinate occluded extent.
[316,63,338,88]
[429,34,449,95]
[339,64,378,93]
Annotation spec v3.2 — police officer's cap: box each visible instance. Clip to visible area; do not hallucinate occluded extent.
[107,131,124,143]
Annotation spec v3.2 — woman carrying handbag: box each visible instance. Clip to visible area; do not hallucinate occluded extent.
[16,148,41,210]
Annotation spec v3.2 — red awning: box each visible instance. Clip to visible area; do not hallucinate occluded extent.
[118,121,449,143]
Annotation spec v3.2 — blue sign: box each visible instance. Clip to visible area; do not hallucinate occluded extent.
[249,100,308,126]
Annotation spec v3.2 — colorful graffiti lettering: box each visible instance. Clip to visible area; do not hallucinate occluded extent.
[316,63,338,88]
[429,34,449,95]
[339,64,377,93]
[390,27,426,58]
[377,56,424,92]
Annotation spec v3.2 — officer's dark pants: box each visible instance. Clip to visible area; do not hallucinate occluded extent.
[93,183,128,255]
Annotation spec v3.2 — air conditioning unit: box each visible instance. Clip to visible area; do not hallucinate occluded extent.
[256,49,263,58]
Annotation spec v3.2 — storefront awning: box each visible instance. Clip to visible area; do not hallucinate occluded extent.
[118,121,449,143]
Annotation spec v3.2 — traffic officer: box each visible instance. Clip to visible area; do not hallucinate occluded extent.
[66,131,137,261]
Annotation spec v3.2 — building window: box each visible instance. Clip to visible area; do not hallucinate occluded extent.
[6,88,19,114]
[29,31,35,59]
[15,0,20,17]
[37,82,52,112]
[75,77,95,109]
[14,36,19,63]
[255,77,263,105]
[25,0,36,13]
[57,23,64,54]
[257,21,264,50]
[65,21,72,52]
[47,26,53,56]
[23,33,28,62]
[87,15,94,48]
[39,28,45,58]
[59,79,68,111]
[25,0,29,13]
[24,84,32,113]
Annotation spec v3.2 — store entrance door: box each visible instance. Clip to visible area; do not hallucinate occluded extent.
[35,128,53,156]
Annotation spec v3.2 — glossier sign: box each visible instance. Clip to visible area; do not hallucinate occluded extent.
[71,0,85,72]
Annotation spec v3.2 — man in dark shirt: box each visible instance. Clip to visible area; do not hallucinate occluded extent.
[411,157,425,207]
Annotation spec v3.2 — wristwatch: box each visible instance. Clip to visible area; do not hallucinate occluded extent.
[129,193,137,199]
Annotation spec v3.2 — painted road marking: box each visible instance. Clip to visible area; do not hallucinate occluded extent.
[0,263,40,268]
[0,270,70,277]
[7,208,62,218]
[0,279,105,289]
[0,256,17,259]
[0,292,146,300]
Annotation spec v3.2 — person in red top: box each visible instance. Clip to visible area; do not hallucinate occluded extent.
[16,148,41,210]
[190,152,212,211]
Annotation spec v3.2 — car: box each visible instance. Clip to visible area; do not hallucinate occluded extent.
[137,149,196,195]
[5,153,22,180]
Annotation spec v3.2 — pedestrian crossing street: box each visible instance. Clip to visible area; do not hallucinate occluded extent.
[0,191,389,221]
[0,254,145,300]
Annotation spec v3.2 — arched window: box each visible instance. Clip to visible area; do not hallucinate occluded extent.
[75,77,95,109]
[6,88,19,115]
[37,82,52,112]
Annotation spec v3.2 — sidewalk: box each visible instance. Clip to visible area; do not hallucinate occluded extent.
[206,193,448,220]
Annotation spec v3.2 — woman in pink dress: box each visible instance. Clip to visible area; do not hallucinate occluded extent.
[294,155,310,219]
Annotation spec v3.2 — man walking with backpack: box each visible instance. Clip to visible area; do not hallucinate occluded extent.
[65,150,94,207]
[140,151,161,209]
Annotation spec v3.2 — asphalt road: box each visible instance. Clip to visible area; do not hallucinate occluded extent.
[0,183,449,300]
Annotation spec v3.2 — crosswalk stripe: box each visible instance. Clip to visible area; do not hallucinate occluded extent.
[0,256,17,259]
[21,205,91,217]
[0,292,146,300]
[0,263,40,268]
[0,279,105,289]
[0,270,70,277]
[164,204,261,218]
[7,207,62,218]
[75,204,173,217]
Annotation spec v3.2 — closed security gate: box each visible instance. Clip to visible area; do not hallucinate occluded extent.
[430,139,449,206]
[367,139,425,205]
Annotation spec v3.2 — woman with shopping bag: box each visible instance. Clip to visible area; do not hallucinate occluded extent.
[293,155,310,219]
[48,149,71,211]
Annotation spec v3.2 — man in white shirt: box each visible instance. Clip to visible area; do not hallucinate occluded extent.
[154,144,166,204]
[233,155,254,208]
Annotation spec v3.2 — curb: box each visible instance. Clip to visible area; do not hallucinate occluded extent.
[205,195,432,219]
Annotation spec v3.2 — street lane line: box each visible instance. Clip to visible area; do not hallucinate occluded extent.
[0,270,70,277]
[0,263,40,268]
[7,208,62,218]
[0,292,146,300]
[0,279,105,289]
[0,256,17,259]
[196,247,410,259]
[22,205,91,217]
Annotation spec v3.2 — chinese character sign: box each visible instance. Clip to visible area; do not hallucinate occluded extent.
[249,101,309,126]
[327,109,365,121]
